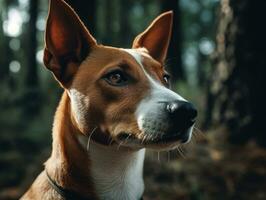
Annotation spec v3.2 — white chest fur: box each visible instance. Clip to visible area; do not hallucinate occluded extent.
[78,135,146,200]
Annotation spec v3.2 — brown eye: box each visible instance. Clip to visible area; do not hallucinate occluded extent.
[104,70,128,86]
[163,74,170,85]
[110,73,121,83]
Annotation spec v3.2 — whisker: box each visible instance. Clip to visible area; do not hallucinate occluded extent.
[189,134,196,145]
[116,141,123,151]
[123,134,132,146]
[177,146,186,158]
[157,151,161,162]
[193,127,206,143]
[194,126,205,136]
[125,134,131,141]
[192,130,200,140]
[180,146,187,158]
[108,138,114,146]
[87,126,97,151]
[184,136,195,152]
[141,135,147,144]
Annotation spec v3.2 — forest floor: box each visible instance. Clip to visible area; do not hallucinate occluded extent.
[0,127,266,200]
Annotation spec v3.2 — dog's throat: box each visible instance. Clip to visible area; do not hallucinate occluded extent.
[78,134,146,200]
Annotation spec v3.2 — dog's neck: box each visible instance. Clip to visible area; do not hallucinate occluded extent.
[45,92,97,198]
[79,135,145,200]
[46,92,145,200]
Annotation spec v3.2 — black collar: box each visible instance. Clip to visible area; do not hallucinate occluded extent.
[46,170,144,200]
[46,170,90,200]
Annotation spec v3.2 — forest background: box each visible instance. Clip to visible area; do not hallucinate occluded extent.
[0,0,266,199]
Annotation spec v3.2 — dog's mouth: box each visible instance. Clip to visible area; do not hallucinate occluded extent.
[148,130,191,144]
[115,125,194,149]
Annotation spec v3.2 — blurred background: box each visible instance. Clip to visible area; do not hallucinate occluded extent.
[0,0,266,199]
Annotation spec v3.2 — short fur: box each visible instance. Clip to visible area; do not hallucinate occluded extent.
[22,0,195,199]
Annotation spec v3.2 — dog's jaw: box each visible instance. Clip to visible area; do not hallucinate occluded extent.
[78,134,145,200]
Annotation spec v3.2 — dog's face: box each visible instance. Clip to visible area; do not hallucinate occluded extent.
[44,0,197,150]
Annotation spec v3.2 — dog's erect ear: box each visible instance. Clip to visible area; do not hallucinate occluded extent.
[132,11,173,64]
[44,0,97,86]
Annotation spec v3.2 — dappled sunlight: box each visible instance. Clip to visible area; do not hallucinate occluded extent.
[3,8,23,37]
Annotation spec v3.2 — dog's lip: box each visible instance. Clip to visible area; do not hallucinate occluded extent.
[143,131,190,144]
[117,132,134,140]
[116,128,192,146]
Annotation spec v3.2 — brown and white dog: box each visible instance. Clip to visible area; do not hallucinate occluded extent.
[21,0,197,199]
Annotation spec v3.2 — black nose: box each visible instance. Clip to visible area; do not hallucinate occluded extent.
[166,101,197,123]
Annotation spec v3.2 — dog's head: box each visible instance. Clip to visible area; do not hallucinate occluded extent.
[44,0,197,150]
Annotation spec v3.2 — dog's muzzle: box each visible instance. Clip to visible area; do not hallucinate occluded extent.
[116,100,197,148]
[140,100,197,144]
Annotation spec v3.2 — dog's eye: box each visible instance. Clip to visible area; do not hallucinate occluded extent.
[104,70,128,86]
[163,74,170,85]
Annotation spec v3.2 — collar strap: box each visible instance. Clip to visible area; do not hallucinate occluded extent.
[45,170,89,200]
[46,170,144,200]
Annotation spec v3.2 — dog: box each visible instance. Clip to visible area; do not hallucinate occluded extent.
[21,0,197,199]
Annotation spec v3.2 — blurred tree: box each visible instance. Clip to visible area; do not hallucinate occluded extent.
[196,1,217,87]
[103,0,117,45]
[120,0,133,47]
[64,0,96,35]
[26,0,39,87]
[205,0,266,146]
[0,2,11,82]
[23,0,41,116]
[161,0,183,82]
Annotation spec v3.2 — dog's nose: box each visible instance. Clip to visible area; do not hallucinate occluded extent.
[166,101,197,123]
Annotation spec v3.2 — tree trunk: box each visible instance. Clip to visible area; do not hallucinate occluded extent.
[26,0,38,88]
[205,0,266,146]
[64,0,96,35]
[23,0,40,117]
[103,0,116,45]
[0,34,10,82]
[0,3,11,81]
[160,0,183,82]
[119,0,133,47]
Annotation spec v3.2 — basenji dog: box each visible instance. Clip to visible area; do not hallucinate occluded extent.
[21,0,197,199]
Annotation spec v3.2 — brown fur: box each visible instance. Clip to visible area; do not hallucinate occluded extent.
[22,0,173,199]
[22,93,97,199]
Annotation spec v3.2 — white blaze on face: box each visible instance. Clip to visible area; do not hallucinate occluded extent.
[123,49,187,135]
